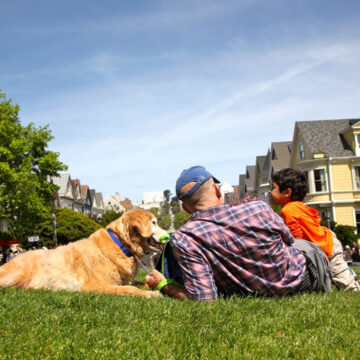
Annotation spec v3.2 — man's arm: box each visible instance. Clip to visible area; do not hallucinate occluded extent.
[145,269,187,300]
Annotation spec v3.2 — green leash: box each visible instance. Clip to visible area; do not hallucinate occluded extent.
[155,234,184,291]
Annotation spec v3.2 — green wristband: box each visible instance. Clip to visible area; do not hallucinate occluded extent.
[154,279,184,292]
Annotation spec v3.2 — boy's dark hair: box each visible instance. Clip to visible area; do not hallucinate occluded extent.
[272,168,307,201]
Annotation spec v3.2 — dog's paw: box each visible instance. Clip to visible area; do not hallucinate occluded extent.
[145,290,163,298]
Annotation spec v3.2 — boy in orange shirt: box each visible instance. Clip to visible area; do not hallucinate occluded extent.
[269,168,360,291]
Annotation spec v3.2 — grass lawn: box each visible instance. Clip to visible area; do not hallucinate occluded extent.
[0,268,359,360]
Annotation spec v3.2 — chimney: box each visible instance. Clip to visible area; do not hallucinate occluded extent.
[115,192,121,201]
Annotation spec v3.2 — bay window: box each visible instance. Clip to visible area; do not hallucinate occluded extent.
[314,169,327,192]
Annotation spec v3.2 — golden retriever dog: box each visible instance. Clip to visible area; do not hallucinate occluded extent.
[0,209,167,298]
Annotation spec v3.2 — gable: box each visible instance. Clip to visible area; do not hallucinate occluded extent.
[65,180,73,198]
[271,141,292,172]
[291,120,355,166]
[349,120,360,127]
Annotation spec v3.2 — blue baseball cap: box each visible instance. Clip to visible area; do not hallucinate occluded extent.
[176,166,220,200]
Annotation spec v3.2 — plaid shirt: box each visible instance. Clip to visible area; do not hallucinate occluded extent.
[172,201,306,301]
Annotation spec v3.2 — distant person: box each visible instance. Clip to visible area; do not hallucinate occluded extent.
[6,250,15,263]
[6,244,26,263]
[16,244,26,255]
[145,166,332,300]
[269,168,360,292]
[352,247,360,263]
[344,245,352,263]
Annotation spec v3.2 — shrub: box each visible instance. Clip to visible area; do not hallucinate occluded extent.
[35,208,102,246]
[158,214,172,230]
[173,211,190,230]
[332,224,359,248]
[0,230,15,241]
[149,207,160,218]
[101,210,124,227]
[271,205,281,215]
[321,220,359,248]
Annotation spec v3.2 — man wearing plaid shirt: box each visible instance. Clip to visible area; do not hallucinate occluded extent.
[145,166,331,300]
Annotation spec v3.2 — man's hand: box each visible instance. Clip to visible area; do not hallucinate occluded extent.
[145,269,187,300]
[145,269,166,290]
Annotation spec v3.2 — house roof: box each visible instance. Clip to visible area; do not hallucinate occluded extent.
[51,173,71,196]
[296,119,357,157]
[95,193,104,207]
[271,141,292,171]
[245,165,256,191]
[89,189,96,203]
[255,155,267,175]
[263,151,271,174]
[72,179,80,188]
[81,185,88,197]
[120,198,132,211]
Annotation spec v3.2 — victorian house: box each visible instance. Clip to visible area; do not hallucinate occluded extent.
[51,173,104,218]
[290,119,360,231]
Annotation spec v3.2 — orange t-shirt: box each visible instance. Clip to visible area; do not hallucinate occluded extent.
[280,201,333,258]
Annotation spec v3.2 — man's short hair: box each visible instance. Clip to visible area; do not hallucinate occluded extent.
[180,178,214,207]
[272,168,307,201]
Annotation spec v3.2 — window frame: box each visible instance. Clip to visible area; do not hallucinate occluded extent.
[304,167,328,194]
[351,165,360,190]
[313,167,328,193]
[299,143,305,160]
[355,209,360,234]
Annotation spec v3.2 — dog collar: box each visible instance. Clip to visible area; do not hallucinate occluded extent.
[107,229,132,257]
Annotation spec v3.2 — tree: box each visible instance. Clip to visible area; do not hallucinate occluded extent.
[149,206,172,230]
[333,224,359,248]
[0,91,67,240]
[149,207,160,218]
[158,214,172,230]
[163,189,171,203]
[321,220,359,248]
[35,208,102,247]
[101,209,124,227]
[170,196,181,215]
[173,211,190,230]
[160,201,170,215]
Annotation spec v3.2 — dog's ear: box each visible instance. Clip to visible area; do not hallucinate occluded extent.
[132,217,152,238]
[127,211,153,238]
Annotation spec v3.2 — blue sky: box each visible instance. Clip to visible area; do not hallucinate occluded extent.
[1,0,360,202]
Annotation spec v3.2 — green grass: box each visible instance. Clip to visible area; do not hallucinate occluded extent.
[0,268,359,360]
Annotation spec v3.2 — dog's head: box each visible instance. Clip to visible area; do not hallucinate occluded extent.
[107,209,168,258]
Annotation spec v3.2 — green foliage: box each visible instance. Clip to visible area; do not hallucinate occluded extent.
[332,224,359,248]
[271,204,281,215]
[0,230,15,241]
[148,207,160,218]
[170,196,181,214]
[0,288,359,359]
[158,214,171,230]
[321,220,359,248]
[0,91,67,240]
[320,219,336,231]
[163,189,171,203]
[173,211,190,229]
[149,206,172,230]
[35,208,102,246]
[101,209,124,227]
[160,201,170,215]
